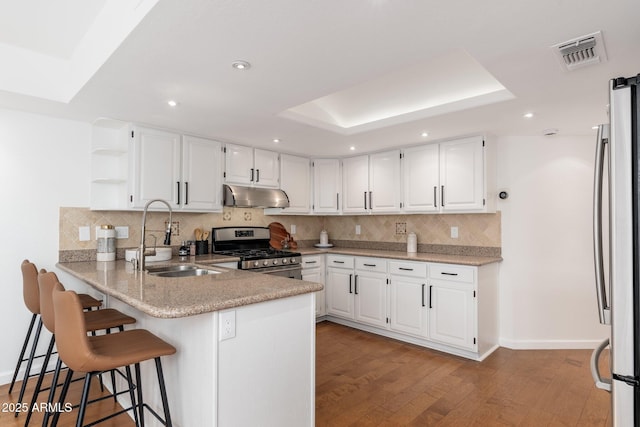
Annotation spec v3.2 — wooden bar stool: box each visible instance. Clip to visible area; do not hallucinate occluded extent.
[24,271,137,427]
[51,289,176,427]
[10,260,103,415]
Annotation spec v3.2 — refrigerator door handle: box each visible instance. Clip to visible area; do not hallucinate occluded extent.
[593,124,611,325]
[590,338,612,392]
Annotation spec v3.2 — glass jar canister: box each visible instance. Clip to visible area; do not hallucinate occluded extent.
[97,224,116,261]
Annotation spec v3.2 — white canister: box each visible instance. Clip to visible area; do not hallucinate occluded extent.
[407,232,417,253]
[97,224,116,261]
[320,230,329,245]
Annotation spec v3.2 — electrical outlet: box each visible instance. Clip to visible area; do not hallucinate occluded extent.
[219,310,236,341]
[290,224,297,235]
[451,226,459,239]
[396,222,407,235]
[165,221,180,236]
[79,226,90,242]
[115,226,129,239]
[355,225,361,235]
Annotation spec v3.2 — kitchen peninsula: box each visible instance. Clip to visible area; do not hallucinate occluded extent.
[57,257,323,427]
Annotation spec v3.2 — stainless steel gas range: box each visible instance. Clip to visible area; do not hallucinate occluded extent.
[211,226,302,279]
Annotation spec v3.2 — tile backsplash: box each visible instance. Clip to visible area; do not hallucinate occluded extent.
[59,207,500,256]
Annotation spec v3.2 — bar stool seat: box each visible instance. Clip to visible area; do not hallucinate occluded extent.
[52,289,176,427]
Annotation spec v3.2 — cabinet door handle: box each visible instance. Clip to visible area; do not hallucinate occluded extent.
[250,168,254,182]
[176,181,181,205]
[363,263,376,267]
[441,185,445,207]
[355,275,358,295]
[256,169,260,182]
[369,191,372,210]
[185,182,189,205]
[399,267,413,271]
[441,272,458,276]
[305,261,317,264]
[349,274,353,294]
[364,191,367,210]
[422,284,426,307]
[333,260,345,264]
[429,285,433,308]
[336,193,339,210]
[433,186,437,207]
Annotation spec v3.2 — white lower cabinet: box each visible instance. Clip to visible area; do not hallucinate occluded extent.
[354,258,388,328]
[322,254,499,361]
[302,255,325,317]
[325,255,355,319]
[389,261,428,338]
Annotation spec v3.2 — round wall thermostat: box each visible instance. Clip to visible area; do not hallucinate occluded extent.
[499,191,509,200]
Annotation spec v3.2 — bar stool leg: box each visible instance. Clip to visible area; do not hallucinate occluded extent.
[76,373,93,427]
[9,313,37,393]
[134,363,145,427]
[51,368,74,427]
[155,358,173,427]
[125,365,140,427]
[42,358,63,427]
[24,335,55,426]
[15,318,43,417]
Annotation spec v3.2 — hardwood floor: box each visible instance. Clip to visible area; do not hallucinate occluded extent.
[1,322,613,426]
[0,372,135,427]
[316,321,612,426]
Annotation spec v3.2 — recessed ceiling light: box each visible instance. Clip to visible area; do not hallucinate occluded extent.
[231,60,251,70]
[167,100,178,107]
[421,132,429,138]
[542,128,559,136]
[273,138,280,143]
[523,112,534,119]
[350,146,356,151]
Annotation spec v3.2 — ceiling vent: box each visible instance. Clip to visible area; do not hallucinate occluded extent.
[551,31,608,71]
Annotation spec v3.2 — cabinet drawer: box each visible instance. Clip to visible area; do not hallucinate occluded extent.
[327,254,354,269]
[355,257,387,273]
[429,263,474,283]
[389,261,427,277]
[301,255,323,269]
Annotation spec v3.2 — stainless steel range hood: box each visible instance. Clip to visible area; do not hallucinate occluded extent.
[223,185,290,208]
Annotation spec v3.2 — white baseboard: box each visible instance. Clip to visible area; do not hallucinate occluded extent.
[0,358,59,387]
[500,338,607,350]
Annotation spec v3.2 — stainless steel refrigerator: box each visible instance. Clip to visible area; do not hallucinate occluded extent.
[592,75,640,425]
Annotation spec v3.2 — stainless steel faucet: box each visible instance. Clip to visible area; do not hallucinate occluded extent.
[135,199,173,271]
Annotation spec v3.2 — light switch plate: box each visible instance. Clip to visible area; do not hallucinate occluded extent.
[115,226,129,239]
[290,224,296,235]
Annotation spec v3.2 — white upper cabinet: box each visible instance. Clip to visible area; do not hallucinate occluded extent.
[342,155,369,213]
[181,135,223,211]
[440,136,484,211]
[279,154,311,213]
[342,150,401,214]
[224,144,279,188]
[402,136,492,213]
[313,159,341,213]
[402,144,440,212]
[129,126,181,209]
[369,150,401,212]
[129,127,222,212]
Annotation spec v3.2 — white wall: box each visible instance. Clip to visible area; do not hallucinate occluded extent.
[496,134,609,348]
[0,109,91,384]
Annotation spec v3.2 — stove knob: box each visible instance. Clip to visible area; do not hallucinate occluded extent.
[263,260,269,266]
[254,261,260,267]
[273,259,279,265]
[282,258,288,264]
[290,258,298,264]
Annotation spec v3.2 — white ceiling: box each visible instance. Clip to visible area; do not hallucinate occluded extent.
[1,0,639,156]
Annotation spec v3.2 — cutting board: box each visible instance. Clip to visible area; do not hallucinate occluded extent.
[269,222,297,250]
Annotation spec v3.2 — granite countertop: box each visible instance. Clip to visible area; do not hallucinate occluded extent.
[56,255,323,319]
[296,247,502,266]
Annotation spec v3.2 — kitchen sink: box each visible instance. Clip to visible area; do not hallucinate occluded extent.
[146,264,221,278]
